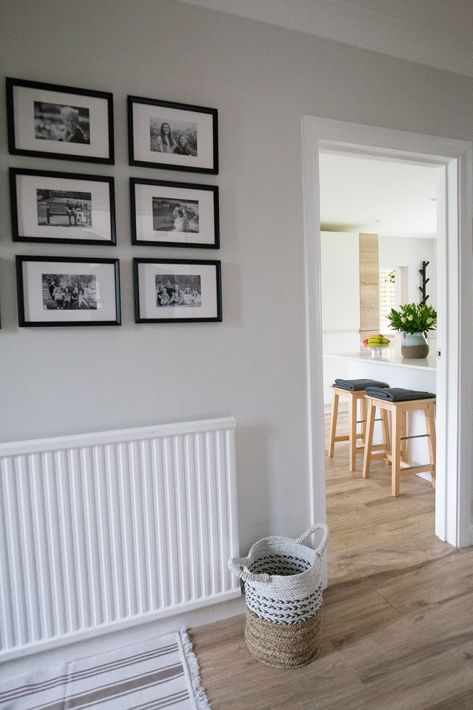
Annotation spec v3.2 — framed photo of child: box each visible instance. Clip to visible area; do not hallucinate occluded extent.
[130,178,219,248]
[128,96,218,174]
[6,78,114,164]
[10,168,116,246]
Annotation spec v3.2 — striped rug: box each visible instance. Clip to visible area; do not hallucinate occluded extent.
[0,631,210,709]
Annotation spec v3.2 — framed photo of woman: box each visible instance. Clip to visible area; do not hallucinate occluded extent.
[128,96,218,174]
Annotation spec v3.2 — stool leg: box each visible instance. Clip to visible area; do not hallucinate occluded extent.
[349,395,357,472]
[328,389,339,458]
[400,410,408,462]
[362,400,375,479]
[361,395,367,446]
[425,401,436,489]
[381,409,391,459]
[391,408,401,496]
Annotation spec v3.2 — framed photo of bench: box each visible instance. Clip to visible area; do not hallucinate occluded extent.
[130,178,219,248]
[10,168,116,246]
[128,96,218,174]
[6,78,114,164]
[133,258,222,323]
[16,256,121,327]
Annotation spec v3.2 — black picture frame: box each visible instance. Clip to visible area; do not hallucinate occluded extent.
[6,77,114,164]
[130,178,219,249]
[133,258,222,323]
[128,95,218,174]
[10,168,117,246]
[16,256,121,327]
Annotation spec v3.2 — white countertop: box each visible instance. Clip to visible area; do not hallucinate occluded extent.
[324,348,436,371]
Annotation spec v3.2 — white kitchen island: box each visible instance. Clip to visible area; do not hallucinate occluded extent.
[323,348,437,474]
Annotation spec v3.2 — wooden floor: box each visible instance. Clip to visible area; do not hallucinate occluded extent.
[191,420,473,709]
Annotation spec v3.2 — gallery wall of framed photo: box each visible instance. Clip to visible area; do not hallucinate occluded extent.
[5,77,222,328]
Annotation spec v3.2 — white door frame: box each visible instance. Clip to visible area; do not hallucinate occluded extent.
[302,116,473,547]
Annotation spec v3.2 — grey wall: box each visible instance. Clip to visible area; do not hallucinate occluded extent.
[1,0,473,550]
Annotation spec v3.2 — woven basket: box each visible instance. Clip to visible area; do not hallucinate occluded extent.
[229,523,329,668]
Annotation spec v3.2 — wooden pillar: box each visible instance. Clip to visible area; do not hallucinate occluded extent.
[359,233,380,340]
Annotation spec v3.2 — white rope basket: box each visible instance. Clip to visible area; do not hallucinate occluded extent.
[229,523,329,625]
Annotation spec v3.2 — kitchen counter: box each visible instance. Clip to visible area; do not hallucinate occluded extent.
[326,349,436,372]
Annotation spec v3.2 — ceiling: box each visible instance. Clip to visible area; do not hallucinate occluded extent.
[176,0,473,77]
[319,152,438,238]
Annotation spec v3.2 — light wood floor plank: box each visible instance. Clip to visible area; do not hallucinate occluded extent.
[191,420,473,709]
[376,548,473,613]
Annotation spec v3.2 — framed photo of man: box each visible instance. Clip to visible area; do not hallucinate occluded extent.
[128,96,218,174]
[10,168,116,245]
[16,256,121,327]
[6,78,114,164]
[130,178,219,248]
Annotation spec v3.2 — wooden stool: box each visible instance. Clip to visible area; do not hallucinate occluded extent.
[328,387,389,472]
[362,396,436,496]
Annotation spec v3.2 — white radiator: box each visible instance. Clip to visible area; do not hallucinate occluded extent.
[0,417,239,661]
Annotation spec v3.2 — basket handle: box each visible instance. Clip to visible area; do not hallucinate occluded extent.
[228,556,271,584]
[295,523,329,558]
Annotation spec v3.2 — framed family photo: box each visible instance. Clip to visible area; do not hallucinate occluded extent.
[16,256,121,327]
[6,78,114,164]
[130,178,219,248]
[128,96,218,174]
[134,258,222,323]
[10,168,116,245]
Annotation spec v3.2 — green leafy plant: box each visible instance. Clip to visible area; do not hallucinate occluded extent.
[386,302,437,336]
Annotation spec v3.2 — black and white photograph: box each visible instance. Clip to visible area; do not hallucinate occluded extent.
[16,256,121,326]
[6,78,114,163]
[155,275,202,308]
[10,168,116,245]
[134,258,222,323]
[150,118,197,156]
[42,273,97,311]
[34,102,90,144]
[153,197,199,233]
[131,178,219,248]
[128,96,218,173]
[37,190,92,227]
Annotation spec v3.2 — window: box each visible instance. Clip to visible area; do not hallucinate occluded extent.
[379,267,400,333]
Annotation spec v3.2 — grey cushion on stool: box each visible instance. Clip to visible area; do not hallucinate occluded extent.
[365,387,435,401]
[334,378,390,392]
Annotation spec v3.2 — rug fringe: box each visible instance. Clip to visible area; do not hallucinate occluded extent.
[181,630,212,710]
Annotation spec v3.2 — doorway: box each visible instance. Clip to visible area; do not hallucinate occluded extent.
[302,117,473,547]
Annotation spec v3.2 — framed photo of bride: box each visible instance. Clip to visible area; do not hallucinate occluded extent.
[130,178,219,249]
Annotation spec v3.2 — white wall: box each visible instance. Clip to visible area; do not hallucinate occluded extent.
[1,0,472,558]
[321,232,360,405]
[379,236,437,307]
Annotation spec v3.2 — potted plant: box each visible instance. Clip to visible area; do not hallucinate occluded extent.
[386,302,437,358]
